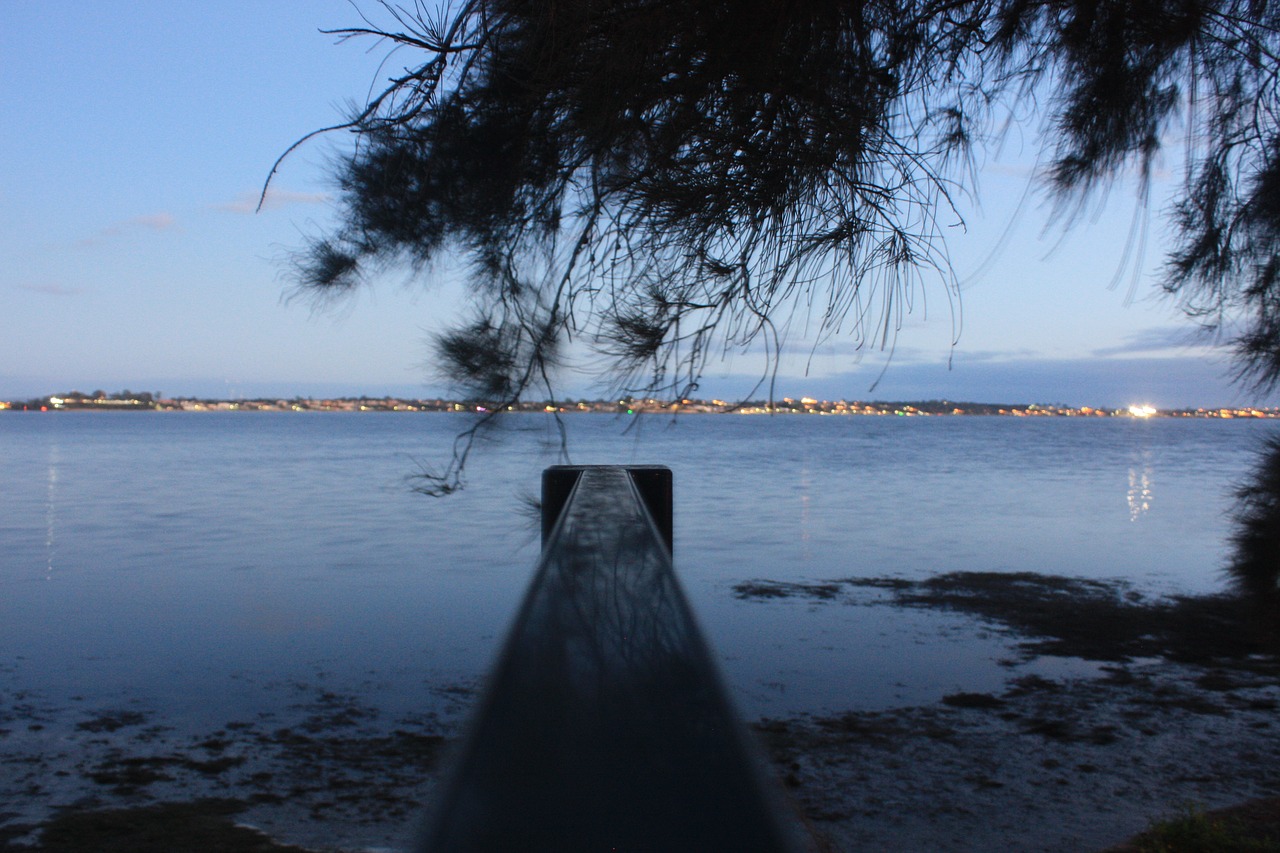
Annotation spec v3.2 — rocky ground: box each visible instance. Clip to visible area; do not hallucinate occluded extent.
[3,571,1278,852]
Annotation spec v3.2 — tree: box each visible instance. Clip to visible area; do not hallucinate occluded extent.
[270,0,1278,492]
[1229,435,1280,647]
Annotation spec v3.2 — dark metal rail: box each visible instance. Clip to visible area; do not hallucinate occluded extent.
[418,465,804,851]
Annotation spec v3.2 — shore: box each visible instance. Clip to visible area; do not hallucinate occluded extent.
[3,571,1278,852]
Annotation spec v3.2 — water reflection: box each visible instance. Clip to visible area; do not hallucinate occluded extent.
[1128,449,1154,522]
[45,442,59,577]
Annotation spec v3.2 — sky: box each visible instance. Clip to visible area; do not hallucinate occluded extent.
[1,2,1270,409]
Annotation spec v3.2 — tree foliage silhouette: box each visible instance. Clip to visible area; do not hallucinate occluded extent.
[1229,435,1280,646]
[271,0,1278,492]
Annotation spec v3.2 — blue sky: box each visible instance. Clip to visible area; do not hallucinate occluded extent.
[1,2,1267,408]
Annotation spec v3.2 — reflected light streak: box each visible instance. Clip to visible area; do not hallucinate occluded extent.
[799,463,812,561]
[45,443,60,577]
[1127,450,1154,522]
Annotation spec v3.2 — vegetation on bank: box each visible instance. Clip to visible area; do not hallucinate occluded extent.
[1118,801,1280,852]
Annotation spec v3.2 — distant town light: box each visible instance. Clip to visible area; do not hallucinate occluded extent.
[2,392,1275,418]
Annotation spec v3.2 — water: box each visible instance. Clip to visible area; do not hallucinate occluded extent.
[1,411,1272,728]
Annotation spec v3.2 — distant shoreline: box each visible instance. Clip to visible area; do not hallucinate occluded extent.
[2,392,1277,418]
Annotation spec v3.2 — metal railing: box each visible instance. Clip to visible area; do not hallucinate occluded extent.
[418,465,804,851]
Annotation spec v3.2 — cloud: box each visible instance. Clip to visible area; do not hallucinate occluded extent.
[697,353,1266,409]
[78,212,178,247]
[768,337,1040,372]
[130,213,176,230]
[216,189,330,214]
[15,282,83,297]
[1090,325,1216,357]
[945,347,1041,364]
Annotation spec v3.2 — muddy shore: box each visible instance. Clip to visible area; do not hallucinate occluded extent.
[3,571,1278,852]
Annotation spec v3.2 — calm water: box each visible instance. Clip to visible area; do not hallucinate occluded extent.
[1,412,1272,727]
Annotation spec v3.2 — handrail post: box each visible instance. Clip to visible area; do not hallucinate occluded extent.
[419,465,804,852]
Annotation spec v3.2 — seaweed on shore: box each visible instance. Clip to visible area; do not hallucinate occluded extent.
[734,571,1269,664]
[11,799,321,853]
[732,580,844,600]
